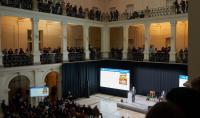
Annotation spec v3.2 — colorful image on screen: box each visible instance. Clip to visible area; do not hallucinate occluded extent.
[100,68,130,91]
[179,75,188,87]
[30,86,49,97]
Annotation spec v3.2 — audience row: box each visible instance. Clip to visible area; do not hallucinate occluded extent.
[1,94,102,118]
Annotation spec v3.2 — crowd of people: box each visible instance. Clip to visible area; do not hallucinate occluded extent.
[174,0,189,14]
[1,95,102,118]
[177,48,188,63]
[37,1,102,21]
[40,47,62,64]
[2,48,33,67]
[0,0,189,22]
[67,47,85,61]
[149,46,170,62]
[0,0,32,10]
[128,47,144,61]
[89,46,101,60]
[110,48,123,60]
[109,10,119,21]
[41,47,61,54]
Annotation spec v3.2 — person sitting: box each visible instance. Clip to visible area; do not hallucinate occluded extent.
[166,87,200,118]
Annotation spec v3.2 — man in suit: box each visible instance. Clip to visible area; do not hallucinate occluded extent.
[132,86,136,102]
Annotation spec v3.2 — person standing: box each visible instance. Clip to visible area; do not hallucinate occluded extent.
[180,0,186,13]
[131,86,136,102]
[186,0,189,12]
[174,0,180,14]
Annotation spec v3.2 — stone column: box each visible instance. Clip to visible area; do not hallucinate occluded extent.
[144,23,150,61]
[31,70,46,106]
[101,26,110,59]
[123,25,129,59]
[83,24,90,60]
[32,17,41,64]
[61,22,68,62]
[33,0,38,11]
[170,20,177,62]
[0,15,3,66]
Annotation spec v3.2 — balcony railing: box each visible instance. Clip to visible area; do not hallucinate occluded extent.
[40,53,63,64]
[128,52,144,61]
[3,54,33,67]
[68,52,85,62]
[109,51,122,60]
[149,52,170,62]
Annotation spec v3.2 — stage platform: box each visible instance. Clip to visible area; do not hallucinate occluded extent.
[117,95,157,114]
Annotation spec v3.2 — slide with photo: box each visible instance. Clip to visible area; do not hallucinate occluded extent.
[100,68,130,91]
[179,75,188,87]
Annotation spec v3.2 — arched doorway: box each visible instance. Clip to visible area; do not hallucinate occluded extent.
[44,71,59,103]
[8,75,30,104]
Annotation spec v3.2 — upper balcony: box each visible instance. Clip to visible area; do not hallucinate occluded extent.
[0,1,188,24]
[0,2,188,68]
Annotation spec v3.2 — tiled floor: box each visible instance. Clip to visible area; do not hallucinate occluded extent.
[75,93,146,118]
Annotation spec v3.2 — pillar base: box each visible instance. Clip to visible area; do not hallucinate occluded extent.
[144,51,149,61]
[62,51,69,62]
[101,51,110,59]
[122,52,128,60]
[33,52,41,64]
[169,51,176,62]
[85,51,90,60]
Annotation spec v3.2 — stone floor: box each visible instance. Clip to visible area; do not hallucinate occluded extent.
[75,93,146,118]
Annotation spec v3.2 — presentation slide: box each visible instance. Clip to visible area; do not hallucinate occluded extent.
[179,75,188,87]
[30,86,49,97]
[100,68,130,91]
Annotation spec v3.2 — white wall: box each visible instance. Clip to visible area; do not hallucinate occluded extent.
[110,27,123,49]
[89,27,101,48]
[105,0,167,13]
[176,21,188,51]
[39,20,61,49]
[150,22,171,50]
[0,64,62,104]
[129,25,144,48]
[1,17,31,50]
[67,25,83,48]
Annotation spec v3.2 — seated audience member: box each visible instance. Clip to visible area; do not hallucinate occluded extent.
[146,102,186,118]
[166,87,200,118]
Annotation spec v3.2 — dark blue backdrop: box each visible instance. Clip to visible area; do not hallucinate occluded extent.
[62,60,187,98]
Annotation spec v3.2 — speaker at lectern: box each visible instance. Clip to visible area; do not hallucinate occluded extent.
[127,86,136,103]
